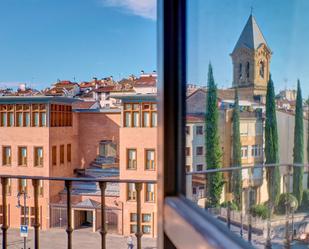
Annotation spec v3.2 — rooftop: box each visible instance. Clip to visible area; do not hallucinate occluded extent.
[232,14,270,53]
[0,96,80,104]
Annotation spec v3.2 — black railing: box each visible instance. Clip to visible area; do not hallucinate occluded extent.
[0,175,156,249]
[187,163,309,249]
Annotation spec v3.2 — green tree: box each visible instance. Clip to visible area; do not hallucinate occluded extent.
[205,63,224,208]
[293,80,304,205]
[231,88,242,208]
[265,75,280,207]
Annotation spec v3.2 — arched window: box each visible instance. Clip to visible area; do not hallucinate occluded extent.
[238,63,242,79]
[246,62,250,78]
[259,61,264,78]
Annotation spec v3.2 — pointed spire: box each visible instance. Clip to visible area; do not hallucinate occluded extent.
[233,14,269,53]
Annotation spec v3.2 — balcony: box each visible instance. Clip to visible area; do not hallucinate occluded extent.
[0,175,156,249]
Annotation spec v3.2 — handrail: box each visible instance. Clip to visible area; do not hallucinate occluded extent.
[0,175,157,183]
[0,175,157,249]
[186,163,309,175]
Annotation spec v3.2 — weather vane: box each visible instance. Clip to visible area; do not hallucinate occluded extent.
[250,6,254,15]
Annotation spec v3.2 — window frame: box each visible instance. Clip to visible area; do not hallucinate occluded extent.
[18,146,27,167]
[2,146,11,166]
[34,146,44,167]
[158,1,254,248]
[145,149,156,170]
[127,148,137,170]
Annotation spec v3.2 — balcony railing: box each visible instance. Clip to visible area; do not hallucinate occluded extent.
[186,163,309,249]
[0,175,156,249]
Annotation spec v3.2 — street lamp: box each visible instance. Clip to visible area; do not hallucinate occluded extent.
[16,190,28,249]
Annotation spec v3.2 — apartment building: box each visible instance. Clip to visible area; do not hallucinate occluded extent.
[0,96,79,229]
[115,94,157,237]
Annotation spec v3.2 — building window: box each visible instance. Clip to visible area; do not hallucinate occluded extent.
[130,224,137,234]
[60,145,65,164]
[142,225,151,234]
[67,144,71,163]
[34,147,43,167]
[127,149,137,169]
[127,183,136,201]
[0,105,7,127]
[51,104,72,127]
[142,213,152,223]
[39,180,44,197]
[196,164,203,171]
[16,112,23,127]
[8,111,14,127]
[18,147,27,166]
[18,179,27,193]
[241,146,248,158]
[196,126,203,135]
[130,213,137,222]
[246,61,250,78]
[2,146,11,166]
[145,149,155,170]
[259,61,265,78]
[124,103,140,127]
[145,183,155,202]
[196,146,203,156]
[186,147,191,156]
[142,103,157,127]
[52,146,57,166]
[185,126,190,135]
[239,63,242,79]
[251,145,262,157]
[25,112,30,127]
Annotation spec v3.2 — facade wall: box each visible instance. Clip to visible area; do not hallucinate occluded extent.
[119,127,157,237]
[77,112,121,168]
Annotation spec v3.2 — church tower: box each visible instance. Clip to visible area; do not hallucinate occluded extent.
[231,14,271,100]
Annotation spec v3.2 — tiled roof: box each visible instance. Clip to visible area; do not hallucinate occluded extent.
[74,199,101,209]
[72,101,97,109]
[233,14,269,53]
[186,114,204,123]
[133,75,157,87]
[94,86,116,93]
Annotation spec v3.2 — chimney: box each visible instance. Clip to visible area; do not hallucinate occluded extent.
[93,77,98,89]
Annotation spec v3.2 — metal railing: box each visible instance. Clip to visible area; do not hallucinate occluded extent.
[0,175,156,249]
[187,163,309,249]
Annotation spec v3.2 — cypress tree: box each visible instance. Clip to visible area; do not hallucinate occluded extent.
[265,75,280,207]
[293,80,304,205]
[205,63,224,208]
[231,88,242,208]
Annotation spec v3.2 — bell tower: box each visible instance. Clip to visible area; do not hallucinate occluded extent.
[231,14,271,99]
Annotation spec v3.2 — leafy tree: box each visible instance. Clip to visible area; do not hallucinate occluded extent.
[231,88,242,209]
[265,75,280,207]
[205,63,224,208]
[293,80,304,205]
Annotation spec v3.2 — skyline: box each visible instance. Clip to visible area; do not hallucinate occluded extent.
[188,0,309,96]
[1,0,309,96]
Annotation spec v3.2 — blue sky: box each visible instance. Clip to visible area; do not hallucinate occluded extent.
[0,0,308,96]
[0,0,156,89]
[188,0,309,96]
